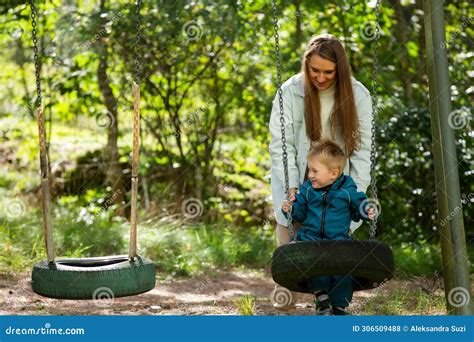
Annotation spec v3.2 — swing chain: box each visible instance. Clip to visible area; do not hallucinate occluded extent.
[29,0,42,110]
[272,0,294,241]
[369,0,381,240]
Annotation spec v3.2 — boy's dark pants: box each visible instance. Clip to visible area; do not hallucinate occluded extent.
[306,275,354,308]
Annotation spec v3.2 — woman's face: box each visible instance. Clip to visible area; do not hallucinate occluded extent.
[308,54,337,90]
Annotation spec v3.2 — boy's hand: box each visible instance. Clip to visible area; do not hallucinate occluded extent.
[281,193,296,213]
[367,207,377,220]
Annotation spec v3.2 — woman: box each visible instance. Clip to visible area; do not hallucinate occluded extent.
[269,34,373,308]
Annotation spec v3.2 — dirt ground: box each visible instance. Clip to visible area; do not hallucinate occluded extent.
[0,268,445,316]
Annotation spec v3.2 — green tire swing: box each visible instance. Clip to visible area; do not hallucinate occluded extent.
[270,0,395,297]
[29,0,156,300]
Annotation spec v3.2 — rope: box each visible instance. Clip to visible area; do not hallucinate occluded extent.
[129,0,142,259]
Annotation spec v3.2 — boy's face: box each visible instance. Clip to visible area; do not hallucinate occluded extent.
[307,156,340,189]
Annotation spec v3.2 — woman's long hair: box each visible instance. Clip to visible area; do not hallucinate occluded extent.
[301,34,360,156]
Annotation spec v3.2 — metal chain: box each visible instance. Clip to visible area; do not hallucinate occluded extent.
[369,0,381,239]
[29,0,47,174]
[132,0,142,163]
[30,0,42,112]
[272,0,294,241]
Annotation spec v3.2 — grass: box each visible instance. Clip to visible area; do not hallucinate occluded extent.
[139,217,275,277]
[363,288,446,315]
[234,295,257,315]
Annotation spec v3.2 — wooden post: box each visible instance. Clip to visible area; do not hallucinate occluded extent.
[423,0,473,315]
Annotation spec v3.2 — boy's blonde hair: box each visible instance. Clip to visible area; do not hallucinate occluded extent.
[308,140,347,174]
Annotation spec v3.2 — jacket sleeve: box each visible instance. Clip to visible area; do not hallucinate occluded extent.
[269,86,300,189]
[281,184,308,223]
[349,83,373,195]
[347,187,370,223]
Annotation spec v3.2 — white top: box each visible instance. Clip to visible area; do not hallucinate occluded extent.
[318,81,337,142]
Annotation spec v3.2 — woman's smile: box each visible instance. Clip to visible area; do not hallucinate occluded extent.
[313,80,327,89]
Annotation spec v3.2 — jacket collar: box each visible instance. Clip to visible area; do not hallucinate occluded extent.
[294,73,305,97]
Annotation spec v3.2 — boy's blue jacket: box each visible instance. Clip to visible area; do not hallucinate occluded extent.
[281,174,370,241]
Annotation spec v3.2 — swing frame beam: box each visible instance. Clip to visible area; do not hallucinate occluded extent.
[423,0,473,315]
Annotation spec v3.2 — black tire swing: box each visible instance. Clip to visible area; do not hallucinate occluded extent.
[270,0,395,294]
[29,0,156,299]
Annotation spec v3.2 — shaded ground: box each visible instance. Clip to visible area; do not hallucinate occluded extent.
[0,268,448,316]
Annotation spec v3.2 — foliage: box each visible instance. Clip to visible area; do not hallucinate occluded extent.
[139,218,275,276]
[233,295,257,316]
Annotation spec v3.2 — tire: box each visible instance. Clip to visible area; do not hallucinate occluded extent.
[31,255,156,299]
[271,240,394,293]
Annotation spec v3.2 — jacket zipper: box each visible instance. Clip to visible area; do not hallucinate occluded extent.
[320,191,328,238]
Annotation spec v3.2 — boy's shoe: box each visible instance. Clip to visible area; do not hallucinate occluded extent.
[313,290,332,315]
[332,306,350,315]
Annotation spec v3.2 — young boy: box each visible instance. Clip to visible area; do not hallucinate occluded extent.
[281,140,376,315]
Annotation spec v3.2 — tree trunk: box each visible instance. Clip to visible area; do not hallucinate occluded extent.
[96,0,126,217]
[294,0,302,51]
[415,0,428,98]
[390,0,415,106]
